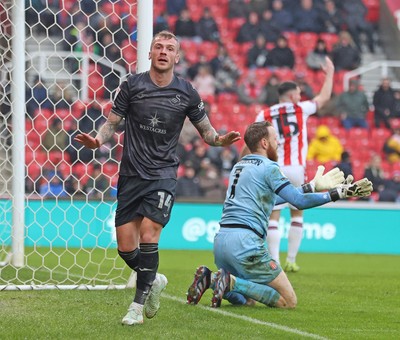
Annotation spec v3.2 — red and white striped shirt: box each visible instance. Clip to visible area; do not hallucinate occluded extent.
[255,101,317,166]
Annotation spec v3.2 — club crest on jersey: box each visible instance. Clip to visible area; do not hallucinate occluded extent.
[169,94,181,106]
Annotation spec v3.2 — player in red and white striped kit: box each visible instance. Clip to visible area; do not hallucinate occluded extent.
[253,57,334,272]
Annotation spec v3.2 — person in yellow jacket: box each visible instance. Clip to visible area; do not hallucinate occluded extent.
[307,125,343,163]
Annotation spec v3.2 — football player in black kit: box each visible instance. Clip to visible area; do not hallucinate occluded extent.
[75,30,240,325]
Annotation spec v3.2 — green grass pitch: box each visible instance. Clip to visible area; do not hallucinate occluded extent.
[1,250,399,339]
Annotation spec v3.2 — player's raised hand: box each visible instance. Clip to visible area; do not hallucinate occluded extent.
[321,56,334,74]
[311,165,345,191]
[74,133,100,149]
[216,131,241,146]
[330,175,373,200]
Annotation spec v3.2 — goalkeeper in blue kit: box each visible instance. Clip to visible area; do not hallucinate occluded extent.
[187,121,373,308]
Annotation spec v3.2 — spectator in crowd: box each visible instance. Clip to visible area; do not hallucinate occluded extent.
[166,0,187,16]
[306,39,330,71]
[207,138,239,180]
[378,172,400,202]
[174,49,190,79]
[237,71,263,105]
[293,0,323,33]
[42,118,69,153]
[295,72,314,101]
[373,78,395,129]
[247,34,270,69]
[212,46,241,94]
[342,0,375,53]
[65,176,86,197]
[236,11,262,43]
[335,151,353,179]
[176,161,202,198]
[187,54,210,79]
[249,0,270,14]
[258,73,280,106]
[39,169,68,198]
[196,7,220,42]
[393,90,400,118]
[51,86,74,110]
[210,44,237,76]
[259,9,281,43]
[383,127,400,164]
[218,147,239,181]
[26,76,52,117]
[271,0,294,32]
[154,12,170,34]
[267,35,295,69]
[228,0,250,18]
[83,163,112,198]
[320,0,344,34]
[336,79,369,129]
[66,21,100,55]
[363,153,386,192]
[192,65,216,98]
[198,163,226,200]
[332,31,361,71]
[186,138,210,175]
[25,0,59,35]
[307,125,343,163]
[174,8,198,39]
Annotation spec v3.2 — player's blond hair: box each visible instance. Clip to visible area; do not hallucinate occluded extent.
[151,30,180,50]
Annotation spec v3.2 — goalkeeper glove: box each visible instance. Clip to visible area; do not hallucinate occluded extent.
[302,166,345,193]
[329,175,373,201]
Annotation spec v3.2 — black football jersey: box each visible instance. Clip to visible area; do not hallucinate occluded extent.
[112,72,207,179]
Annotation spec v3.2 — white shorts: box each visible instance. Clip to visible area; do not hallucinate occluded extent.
[273,165,305,211]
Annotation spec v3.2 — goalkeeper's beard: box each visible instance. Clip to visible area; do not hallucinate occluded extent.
[267,146,278,162]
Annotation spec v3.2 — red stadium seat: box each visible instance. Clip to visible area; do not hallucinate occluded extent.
[273,68,295,81]
[102,162,119,178]
[217,92,238,105]
[298,32,319,57]
[347,127,369,140]
[319,116,341,128]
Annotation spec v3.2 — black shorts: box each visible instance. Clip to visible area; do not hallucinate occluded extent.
[115,175,177,227]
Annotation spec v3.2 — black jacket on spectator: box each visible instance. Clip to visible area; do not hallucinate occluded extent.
[268,46,295,69]
[332,45,361,71]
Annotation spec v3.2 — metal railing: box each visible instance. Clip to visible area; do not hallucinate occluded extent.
[343,60,400,92]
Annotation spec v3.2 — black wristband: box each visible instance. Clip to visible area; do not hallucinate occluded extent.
[301,183,313,193]
[329,188,340,201]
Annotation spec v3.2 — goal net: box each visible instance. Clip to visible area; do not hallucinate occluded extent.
[0,0,151,290]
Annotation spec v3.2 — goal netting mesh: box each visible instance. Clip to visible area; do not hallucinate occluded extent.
[0,0,143,290]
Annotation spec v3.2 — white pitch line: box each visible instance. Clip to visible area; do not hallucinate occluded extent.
[163,293,329,340]
[40,269,328,339]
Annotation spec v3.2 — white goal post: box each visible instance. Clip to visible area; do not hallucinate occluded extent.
[0,0,153,290]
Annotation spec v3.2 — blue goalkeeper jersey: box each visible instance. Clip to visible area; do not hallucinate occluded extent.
[220,154,331,237]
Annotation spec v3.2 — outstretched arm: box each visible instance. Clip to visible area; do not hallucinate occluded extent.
[74,111,123,149]
[313,56,334,109]
[193,116,241,146]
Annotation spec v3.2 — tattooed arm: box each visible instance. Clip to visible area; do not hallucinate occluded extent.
[193,116,241,147]
[74,111,123,149]
[95,111,122,146]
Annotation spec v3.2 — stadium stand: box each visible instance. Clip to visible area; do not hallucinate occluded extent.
[0,0,395,201]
